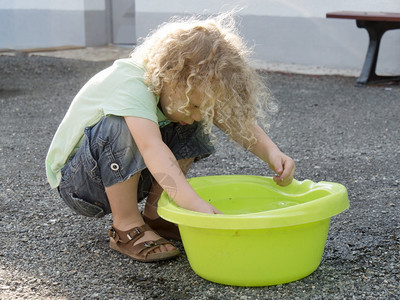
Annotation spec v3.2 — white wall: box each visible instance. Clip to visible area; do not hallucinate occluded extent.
[136,0,400,75]
[0,0,105,11]
[1,0,399,75]
[0,0,107,49]
[136,0,397,17]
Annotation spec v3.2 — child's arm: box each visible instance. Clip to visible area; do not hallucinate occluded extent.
[216,122,295,186]
[125,116,222,214]
[248,124,295,186]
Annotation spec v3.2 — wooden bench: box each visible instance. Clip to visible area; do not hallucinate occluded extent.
[326,11,400,86]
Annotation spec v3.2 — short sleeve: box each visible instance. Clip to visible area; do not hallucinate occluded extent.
[101,60,159,124]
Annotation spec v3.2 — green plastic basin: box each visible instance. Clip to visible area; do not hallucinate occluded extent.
[158,175,349,286]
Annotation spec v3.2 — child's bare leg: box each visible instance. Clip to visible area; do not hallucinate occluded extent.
[105,173,175,253]
[144,158,194,219]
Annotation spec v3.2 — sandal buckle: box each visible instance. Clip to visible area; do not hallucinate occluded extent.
[143,241,157,248]
[126,228,141,241]
[109,228,117,239]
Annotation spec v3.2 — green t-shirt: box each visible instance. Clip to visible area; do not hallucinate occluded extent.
[45,59,169,188]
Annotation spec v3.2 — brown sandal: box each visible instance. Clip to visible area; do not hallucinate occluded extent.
[142,215,181,241]
[109,224,180,262]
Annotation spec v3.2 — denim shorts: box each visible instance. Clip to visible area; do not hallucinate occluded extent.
[58,115,215,218]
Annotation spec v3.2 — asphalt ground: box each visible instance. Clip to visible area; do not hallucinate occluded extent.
[0,52,399,299]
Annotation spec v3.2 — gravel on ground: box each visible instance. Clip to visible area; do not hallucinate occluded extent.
[0,54,399,299]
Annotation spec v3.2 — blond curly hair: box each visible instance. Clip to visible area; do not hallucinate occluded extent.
[130,12,275,148]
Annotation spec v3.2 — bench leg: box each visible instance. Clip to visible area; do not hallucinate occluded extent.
[356,20,400,86]
[356,21,382,86]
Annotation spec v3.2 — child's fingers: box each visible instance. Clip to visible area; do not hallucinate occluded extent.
[269,159,283,176]
[273,160,295,186]
[274,176,292,186]
[212,205,223,214]
[281,160,295,179]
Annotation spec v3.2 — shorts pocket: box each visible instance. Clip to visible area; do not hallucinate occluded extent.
[64,192,105,218]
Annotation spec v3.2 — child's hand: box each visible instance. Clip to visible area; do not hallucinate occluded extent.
[181,198,223,214]
[267,150,296,187]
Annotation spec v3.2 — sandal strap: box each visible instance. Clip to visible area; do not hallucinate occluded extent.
[109,226,180,262]
[132,238,172,258]
[109,224,152,244]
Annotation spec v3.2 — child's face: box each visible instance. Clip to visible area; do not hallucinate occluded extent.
[160,84,203,125]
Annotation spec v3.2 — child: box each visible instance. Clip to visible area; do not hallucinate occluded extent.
[45,13,295,263]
